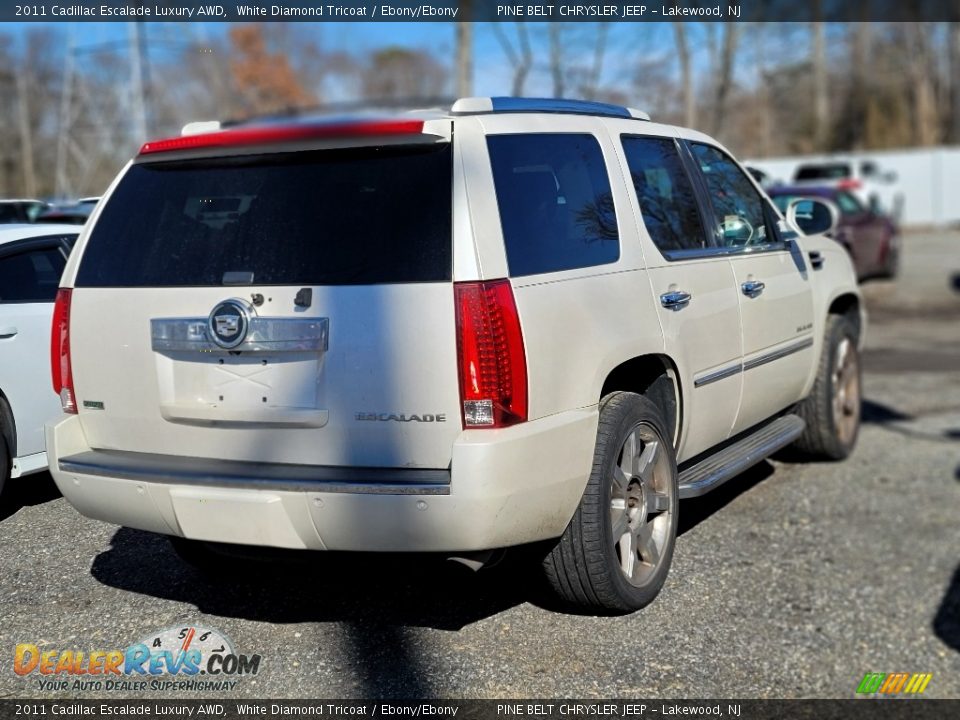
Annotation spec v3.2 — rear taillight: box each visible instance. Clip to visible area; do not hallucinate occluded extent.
[454,280,527,428]
[51,288,76,414]
[837,179,862,191]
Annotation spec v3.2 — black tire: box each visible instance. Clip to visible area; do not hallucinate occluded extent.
[542,392,679,614]
[0,398,13,499]
[0,433,8,499]
[793,314,862,460]
[880,240,900,279]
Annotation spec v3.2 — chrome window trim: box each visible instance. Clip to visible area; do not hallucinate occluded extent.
[151,316,329,353]
[694,337,814,388]
[662,242,788,262]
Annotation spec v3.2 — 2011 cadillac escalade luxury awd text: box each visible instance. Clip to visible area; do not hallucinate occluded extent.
[47,98,864,613]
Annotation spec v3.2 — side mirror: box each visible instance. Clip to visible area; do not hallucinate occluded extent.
[786,197,840,236]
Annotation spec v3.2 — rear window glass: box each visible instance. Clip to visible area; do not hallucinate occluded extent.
[487,133,619,277]
[794,163,852,181]
[76,144,452,287]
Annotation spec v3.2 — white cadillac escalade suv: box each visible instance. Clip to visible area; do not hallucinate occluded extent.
[47,98,863,613]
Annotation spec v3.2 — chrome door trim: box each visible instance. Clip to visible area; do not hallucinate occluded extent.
[695,337,814,388]
[742,337,814,371]
[693,362,742,388]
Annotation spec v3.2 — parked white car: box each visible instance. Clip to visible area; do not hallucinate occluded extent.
[0,224,78,496]
[791,158,904,219]
[47,98,864,613]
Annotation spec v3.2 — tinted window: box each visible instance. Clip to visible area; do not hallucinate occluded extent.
[690,143,772,248]
[76,144,452,287]
[836,191,864,215]
[0,246,67,303]
[0,204,25,224]
[488,134,618,277]
[794,163,852,181]
[622,136,707,254]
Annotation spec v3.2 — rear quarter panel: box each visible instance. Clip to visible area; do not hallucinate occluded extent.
[459,113,665,420]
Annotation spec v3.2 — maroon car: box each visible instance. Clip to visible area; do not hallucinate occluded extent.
[768,185,900,281]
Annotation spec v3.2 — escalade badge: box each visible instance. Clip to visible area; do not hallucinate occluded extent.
[207,299,251,349]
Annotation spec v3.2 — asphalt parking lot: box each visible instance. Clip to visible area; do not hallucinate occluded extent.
[1,231,958,700]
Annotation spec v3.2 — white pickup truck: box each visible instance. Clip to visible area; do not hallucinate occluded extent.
[47,98,863,613]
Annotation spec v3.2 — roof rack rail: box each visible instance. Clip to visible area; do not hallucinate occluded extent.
[220,97,458,128]
[451,97,650,121]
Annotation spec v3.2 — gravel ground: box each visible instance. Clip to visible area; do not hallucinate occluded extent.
[1,231,958,700]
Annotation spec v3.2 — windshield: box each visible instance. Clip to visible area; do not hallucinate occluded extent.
[794,163,852,181]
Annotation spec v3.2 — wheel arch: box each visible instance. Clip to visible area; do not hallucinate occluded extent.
[599,354,682,447]
[827,292,863,344]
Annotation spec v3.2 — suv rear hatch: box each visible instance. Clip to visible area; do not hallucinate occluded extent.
[65,122,462,471]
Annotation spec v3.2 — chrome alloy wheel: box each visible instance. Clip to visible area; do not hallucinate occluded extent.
[610,422,675,587]
[832,336,861,447]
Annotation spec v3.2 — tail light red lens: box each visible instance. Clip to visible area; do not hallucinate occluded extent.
[51,288,77,414]
[454,280,528,428]
[837,179,862,191]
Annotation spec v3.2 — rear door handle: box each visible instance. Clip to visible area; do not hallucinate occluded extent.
[0,327,17,339]
[741,280,765,297]
[808,251,824,269]
[660,291,691,310]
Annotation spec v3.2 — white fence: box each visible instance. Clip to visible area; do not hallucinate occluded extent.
[745,146,960,228]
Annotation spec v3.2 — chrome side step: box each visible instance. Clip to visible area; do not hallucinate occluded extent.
[678,414,805,499]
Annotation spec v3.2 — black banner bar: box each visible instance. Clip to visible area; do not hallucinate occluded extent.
[3,0,960,23]
[1,700,959,720]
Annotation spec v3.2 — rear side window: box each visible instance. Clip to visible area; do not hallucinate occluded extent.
[0,246,67,303]
[621,136,707,254]
[76,144,452,287]
[487,134,619,277]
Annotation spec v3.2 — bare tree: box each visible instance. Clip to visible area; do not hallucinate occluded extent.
[673,24,695,127]
[811,6,829,149]
[581,24,609,100]
[846,20,872,149]
[709,25,739,137]
[549,24,564,97]
[493,23,533,96]
[950,20,960,143]
[456,14,473,97]
[362,48,448,100]
[904,23,939,146]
